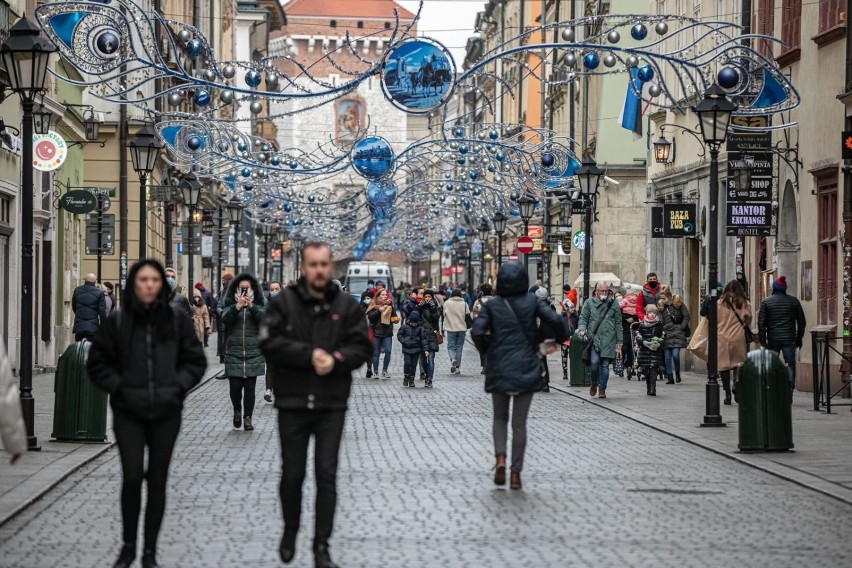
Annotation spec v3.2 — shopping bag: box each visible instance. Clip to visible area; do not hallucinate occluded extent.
[686,317,710,362]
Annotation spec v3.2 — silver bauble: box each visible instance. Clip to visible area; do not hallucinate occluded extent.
[561,28,575,42]
[655,22,669,36]
[177,29,192,44]
[265,73,280,91]
[249,100,263,114]
[219,90,234,104]
[603,54,617,68]
[648,84,662,98]
[222,65,236,79]
[626,55,639,68]
[258,153,267,162]
[607,30,620,44]
[203,69,216,82]
[217,140,230,152]
[167,92,182,106]
[563,52,577,67]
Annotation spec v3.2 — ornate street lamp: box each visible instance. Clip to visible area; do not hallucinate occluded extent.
[227,195,243,272]
[83,108,100,141]
[128,125,164,259]
[0,15,57,451]
[492,211,507,269]
[694,83,735,428]
[575,157,604,301]
[180,173,203,292]
[32,107,51,134]
[517,194,537,271]
[653,133,673,164]
[478,218,489,285]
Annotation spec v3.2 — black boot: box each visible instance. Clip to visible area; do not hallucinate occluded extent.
[141,549,159,568]
[112,544,135,568]
[403,374,409,387]
[675,371,682,383]
[722,375,732,405]
[314,544,339,568]
[649,381,656,396]
[233,410,241,428]
[666,373,675,385]
[280,530,298,564]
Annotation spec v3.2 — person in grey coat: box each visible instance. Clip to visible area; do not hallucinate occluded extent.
[578,282,623,399]
[661,294,690,384]
[72,273,107,341]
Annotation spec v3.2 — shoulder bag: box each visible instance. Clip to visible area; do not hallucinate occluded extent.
[581,301,614,365]
[726,300,754,344]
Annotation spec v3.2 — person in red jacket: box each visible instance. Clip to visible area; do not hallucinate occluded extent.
[635,272,662,320]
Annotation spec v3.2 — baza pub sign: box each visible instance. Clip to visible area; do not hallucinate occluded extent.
[652,204,697,238]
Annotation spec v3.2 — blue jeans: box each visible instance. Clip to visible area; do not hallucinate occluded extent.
[771,343,797,391]
[372,336,392,373]
[403,352,420,376]
[589,349,612,390]
[664,347,681,375]
[424,351,436,380]
[447,331,466,367]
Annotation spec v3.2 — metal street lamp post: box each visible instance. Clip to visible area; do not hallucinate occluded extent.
[227,196,243,273]
[492,211,507,269]
[464,232,474,290]
[478,218,489,286]
[128,125,163,259]
[517,195,536,270]
[694,83,735,428]
[575,157,604,302]
[291,236,303,281]
[277,230,288,283]
[180,174,203,293]
[451,235,460,287]
[0,15,57,451]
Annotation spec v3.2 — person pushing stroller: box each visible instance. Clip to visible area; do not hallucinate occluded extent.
[636,305,665,396]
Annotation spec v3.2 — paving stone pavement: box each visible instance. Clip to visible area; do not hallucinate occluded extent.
[1,335,852,567]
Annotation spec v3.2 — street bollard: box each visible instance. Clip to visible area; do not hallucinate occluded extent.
[738,347,793,452]
[52,340,108,443]
[569,332,592,387]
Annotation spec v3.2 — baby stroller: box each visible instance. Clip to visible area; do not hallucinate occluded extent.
[628,322,643,380]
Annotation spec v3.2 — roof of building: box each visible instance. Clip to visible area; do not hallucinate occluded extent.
[282,0,416,20]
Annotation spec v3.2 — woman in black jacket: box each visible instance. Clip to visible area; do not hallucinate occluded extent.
[88,260,207,568]
[471,262,568,490]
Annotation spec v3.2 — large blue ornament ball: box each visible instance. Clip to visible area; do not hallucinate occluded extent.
[459,144,468,155]
[631,23,648,41]
[718,66,740,89]
[283,203,293,213]
[193,90,210,106]
[187,135,203,150]
[489,130,499,140]
[453,127,464,138]
[245,70,262,88]
[637,65,654,83]
[469,171,478,180]
[241,168,251,178]
[583,52,600,70]
[96,31,120,55]
[289,160,298,169]
[186,39,203,58]
[270,156,280,166]
[541,152,555,168]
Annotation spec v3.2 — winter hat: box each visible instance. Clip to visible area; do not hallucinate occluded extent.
[773,276,788,293]
[222,273,234,283]
[194,282,203,289]
[528,285,540,295]
[409,310,421,322]
[535,287,549,301]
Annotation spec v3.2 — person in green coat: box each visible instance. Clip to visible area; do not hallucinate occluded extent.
[578,282,623,399]
[222,273,266,431]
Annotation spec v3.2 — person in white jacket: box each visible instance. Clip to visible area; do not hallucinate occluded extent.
[0,341,27,463]
[442,289,471,374]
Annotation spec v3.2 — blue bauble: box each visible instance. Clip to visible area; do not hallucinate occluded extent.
[307,195,315,203]
[457,157,466,165]
[186,39,203,58]
[96,31,120,55]
[187,135,203,151]
[283,203,293,213]
[583,52,600,70]
[446,183,454,192]
[637,65,654,83]
[459,144,468,155]
[469,171,478,180]
[453,127,464,137]
[289,160,298,169]
[472,188,481,196]
[261,144,270,152]
[241,168,251,177]
[463,199,471,209]
[718,66,740,89]
[245,70,262,88]
[243,183,254,191]
[270,156,280,166]
[193,90,210,106]
[495,151,504,162]
[260,200,271,208]
[541,152,555,168]
[237,142,247,152]
[489,130,499,140]
[631,23,648,41]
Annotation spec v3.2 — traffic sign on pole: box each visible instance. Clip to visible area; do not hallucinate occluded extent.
[517,236,534,254]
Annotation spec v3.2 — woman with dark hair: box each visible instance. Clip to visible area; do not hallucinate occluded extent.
[717,279,753,405]
[88,259,207,568]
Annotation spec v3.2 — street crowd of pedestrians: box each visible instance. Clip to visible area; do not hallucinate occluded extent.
[0,246,811,568]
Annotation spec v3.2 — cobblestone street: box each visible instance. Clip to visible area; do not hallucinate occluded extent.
[2,342,852,567]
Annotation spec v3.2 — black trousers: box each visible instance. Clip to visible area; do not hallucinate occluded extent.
[278,409,346,547]
[229,377,257,417]
[113,412,182,552]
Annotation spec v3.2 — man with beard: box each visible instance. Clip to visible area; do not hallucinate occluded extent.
[259,242,371,568]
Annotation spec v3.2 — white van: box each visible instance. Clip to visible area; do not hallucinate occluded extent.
[344,262,394,299]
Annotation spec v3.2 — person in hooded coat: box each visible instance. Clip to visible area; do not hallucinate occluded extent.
[221,273,266,431]
[87,259,206,568]
[471,262,568,490]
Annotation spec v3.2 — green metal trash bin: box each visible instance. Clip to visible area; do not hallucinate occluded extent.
[738,347,793,452]
[52,340,108,443]
[569,332,592,387]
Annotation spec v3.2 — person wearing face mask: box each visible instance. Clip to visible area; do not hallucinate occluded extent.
[221,273,267,431]
[191,289,211,345]
[262,282,283,402]
[88,260,206,568]
[578,283,623,399]
[636,305,665,396]
[164,267,192,320]
[635,272,663,321]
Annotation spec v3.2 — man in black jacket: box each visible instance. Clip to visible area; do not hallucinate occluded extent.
[259,242,371,568]
[72,273,107,341]
[164,267,192,319]
[758,276,806,394]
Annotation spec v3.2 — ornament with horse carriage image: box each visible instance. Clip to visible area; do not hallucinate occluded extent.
[381,38,456,114]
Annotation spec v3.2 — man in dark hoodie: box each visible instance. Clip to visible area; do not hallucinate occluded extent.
[758,276,806,395]
[259,242,371,568]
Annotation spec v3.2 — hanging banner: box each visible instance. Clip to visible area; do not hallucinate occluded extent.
[662,203,697,237]
[651,206,665,239]
[32,130,68,171]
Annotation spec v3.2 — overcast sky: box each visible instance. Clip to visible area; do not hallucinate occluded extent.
[397,1,482,65]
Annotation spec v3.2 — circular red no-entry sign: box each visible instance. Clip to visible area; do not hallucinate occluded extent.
[517,236,534,255]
